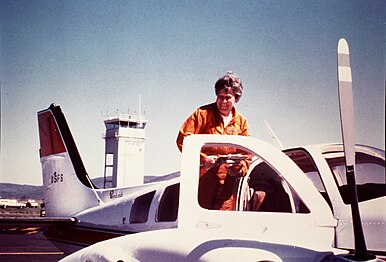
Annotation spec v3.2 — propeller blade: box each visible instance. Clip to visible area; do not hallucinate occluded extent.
[338,38,369,260]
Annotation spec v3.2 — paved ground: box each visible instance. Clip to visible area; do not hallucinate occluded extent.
[0,225,67,262]
[0,208,67,261]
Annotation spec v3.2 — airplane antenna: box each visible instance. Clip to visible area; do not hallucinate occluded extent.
[338,38,370,260]
[264,120,284,150]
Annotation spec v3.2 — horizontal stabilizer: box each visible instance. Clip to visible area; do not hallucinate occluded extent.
[0,217,76,230]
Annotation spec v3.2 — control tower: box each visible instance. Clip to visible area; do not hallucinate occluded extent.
[103,110,147,188]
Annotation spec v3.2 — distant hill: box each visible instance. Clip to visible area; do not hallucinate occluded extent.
[144,171,180,183]
[0,172,180,200]
[0,183,44,200]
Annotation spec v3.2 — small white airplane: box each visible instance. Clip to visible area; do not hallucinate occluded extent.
[49,38,384,261]
[36,103,180,252]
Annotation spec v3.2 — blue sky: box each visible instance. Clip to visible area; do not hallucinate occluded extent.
[1,1,385,185]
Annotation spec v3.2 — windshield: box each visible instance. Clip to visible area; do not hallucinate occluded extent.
[324,152,386,204]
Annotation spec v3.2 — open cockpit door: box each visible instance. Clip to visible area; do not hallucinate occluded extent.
[193,140,311,214]
[179,135,337,250]
[237,158,310,214]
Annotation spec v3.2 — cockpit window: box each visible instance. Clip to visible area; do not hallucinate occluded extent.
[246,161,309,213]
[129,191,155,223]
[157,184,180,222]
[285,149,332,209]
[324,152,386,204]
[198,143,309,213]
[198,143,253,210]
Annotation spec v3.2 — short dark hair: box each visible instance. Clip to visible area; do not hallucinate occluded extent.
[214,71,243,102]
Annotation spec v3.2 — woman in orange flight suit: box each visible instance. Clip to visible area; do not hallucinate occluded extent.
[176,71,250,210]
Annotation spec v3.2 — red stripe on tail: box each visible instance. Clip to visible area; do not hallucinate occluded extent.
[38,110,66,157]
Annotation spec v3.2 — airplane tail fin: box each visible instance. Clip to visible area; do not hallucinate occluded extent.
[38,104,100,217]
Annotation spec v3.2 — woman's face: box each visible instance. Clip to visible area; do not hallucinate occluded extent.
[216,89,236,116]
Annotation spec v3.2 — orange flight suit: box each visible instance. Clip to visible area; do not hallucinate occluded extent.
[176,102,249,210]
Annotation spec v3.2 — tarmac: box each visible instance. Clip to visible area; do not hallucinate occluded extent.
[0,208,67,261]
[0,224,67,262]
